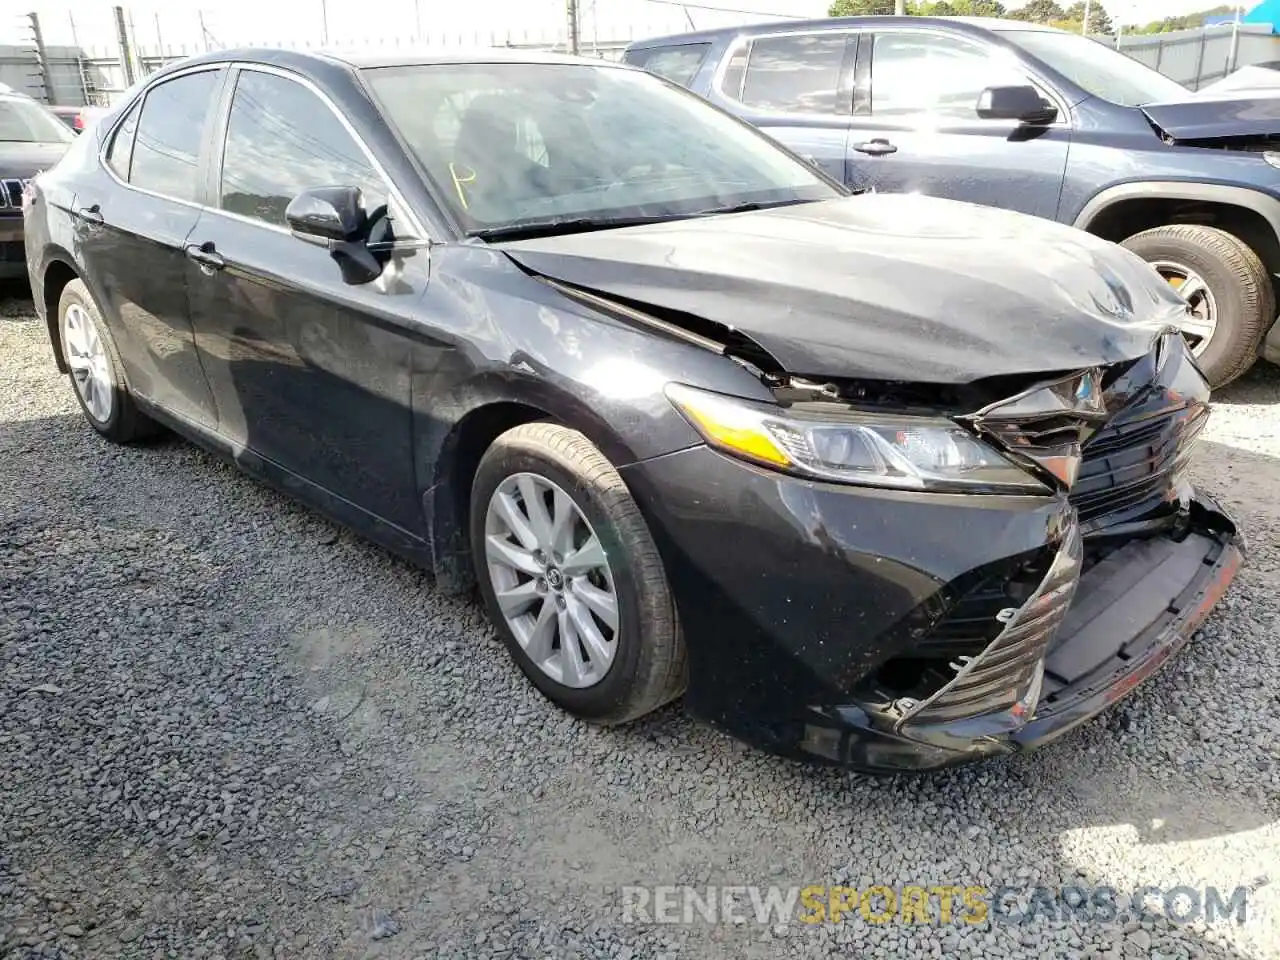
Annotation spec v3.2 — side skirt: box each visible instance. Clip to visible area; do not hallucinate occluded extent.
[133,396,435,573]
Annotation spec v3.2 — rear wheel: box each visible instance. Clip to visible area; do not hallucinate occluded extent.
[57,279,158,443]
[470,422,686,725]
[1121,224,1272,388]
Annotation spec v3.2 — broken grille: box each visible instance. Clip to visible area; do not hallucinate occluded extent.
[1072,402,1209,531]
[901,523,1083,727]
[0,178,28,211]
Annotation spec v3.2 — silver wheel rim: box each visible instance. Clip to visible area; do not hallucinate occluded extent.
[1151,259,1217,358]
[484,472,619,689]
[62,303,114,423]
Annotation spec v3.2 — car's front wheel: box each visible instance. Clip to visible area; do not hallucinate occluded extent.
[470,422,686,724]
[1121,224,1273,388]
[57,279,158,443]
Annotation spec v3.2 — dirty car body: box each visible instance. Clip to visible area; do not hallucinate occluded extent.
[24,50,1241,773]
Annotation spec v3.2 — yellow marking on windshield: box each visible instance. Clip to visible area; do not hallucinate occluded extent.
[449,162,476,211]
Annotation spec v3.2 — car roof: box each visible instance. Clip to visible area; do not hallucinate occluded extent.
[624,15,1066,50]
[169,46,632,72]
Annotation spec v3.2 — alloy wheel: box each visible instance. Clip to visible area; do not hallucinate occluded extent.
[484,472,619,689]
[1151,259,1217,358]
[63,303,114,423]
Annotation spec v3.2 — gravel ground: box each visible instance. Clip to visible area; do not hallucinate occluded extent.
[2,282,1279,960]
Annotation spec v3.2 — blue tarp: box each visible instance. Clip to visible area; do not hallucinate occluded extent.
[1243,0,1280,27]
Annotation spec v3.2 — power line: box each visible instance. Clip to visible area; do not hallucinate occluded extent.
[638,0,806,19]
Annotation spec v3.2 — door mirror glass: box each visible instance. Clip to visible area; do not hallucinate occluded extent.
[285,186,383,285]
[976,85,1058,124]
[285,185,369,242]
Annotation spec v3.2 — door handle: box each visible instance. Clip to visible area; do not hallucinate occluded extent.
[75,205,104,226]
[853,139,898,156]
[185,242,225,273]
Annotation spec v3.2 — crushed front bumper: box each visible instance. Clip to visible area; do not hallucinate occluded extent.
[620,439,1241,775]
[802,496,1241,772]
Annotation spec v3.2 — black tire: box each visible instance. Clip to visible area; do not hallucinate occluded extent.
[1121,224,1273,389]
[57,279,159,443]
[470,422,686,725]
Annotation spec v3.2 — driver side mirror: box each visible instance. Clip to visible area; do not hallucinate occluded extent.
[976,85,1059,125]
[285,185,383,285]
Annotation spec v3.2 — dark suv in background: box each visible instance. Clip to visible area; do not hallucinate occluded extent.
[625,16,1280,387]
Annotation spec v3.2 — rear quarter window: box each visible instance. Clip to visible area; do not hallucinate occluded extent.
[624,43,711,88]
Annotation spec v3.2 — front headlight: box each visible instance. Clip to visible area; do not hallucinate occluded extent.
[665,383,1050,494]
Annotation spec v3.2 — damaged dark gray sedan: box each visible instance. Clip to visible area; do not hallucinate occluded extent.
[24,49,1242,773]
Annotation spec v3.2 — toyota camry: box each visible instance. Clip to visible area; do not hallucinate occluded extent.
[23,49,1242,772]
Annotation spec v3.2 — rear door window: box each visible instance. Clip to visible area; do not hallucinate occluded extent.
[129,70,221,202]
[736,33,851,115]
[626,43,711,87]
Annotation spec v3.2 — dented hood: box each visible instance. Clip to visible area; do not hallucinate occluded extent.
[499,195,1185,383]
[1142,94,1280,140]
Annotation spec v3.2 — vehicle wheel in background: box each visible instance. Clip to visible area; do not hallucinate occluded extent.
[1121,224,1272,388]
[470,422,686,725]
[57,279,159,442]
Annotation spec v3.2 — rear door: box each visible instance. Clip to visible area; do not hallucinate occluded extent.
[846,28,1071,218]
[75,69,224,427]
[703,30,859,186]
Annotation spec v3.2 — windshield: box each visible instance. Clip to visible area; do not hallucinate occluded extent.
[0,96,75,143]
[363,62,840,237]
[1002,30,1189,107]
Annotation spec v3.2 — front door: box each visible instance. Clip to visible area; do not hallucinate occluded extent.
[845,29,1071,220]
[74,69,225,427]
[185,66,428,534]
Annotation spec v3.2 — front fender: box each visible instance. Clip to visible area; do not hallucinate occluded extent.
[416,367,706,594]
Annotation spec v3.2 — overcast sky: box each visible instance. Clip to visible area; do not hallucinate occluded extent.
[7,0,1250,51]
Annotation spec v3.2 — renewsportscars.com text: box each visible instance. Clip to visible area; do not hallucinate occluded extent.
[620,884,1249,927]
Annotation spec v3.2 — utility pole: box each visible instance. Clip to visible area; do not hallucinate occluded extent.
[1082,0,1091,34]
[113,5,136,86]
[894,0,906,14]
[567,0,580,55]
[25,12,56,104]
[321,0,330,45]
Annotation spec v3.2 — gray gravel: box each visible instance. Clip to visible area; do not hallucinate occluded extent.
[2,284,1279,960]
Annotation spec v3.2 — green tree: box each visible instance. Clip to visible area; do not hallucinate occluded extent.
[1013,0,1067,23]
[1087,3,1114,34]
[829,0,1007,15]
[1064,1,1114,33]
[1131,4,1234,33]
[829,0,898,14]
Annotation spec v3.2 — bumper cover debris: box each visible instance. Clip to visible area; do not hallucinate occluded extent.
[799,494,1240,773]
